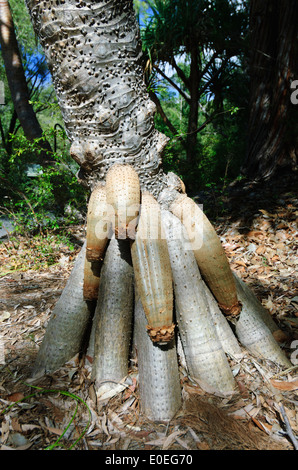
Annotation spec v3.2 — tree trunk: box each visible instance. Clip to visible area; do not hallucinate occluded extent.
[0,0,52,160]
[242,0,298,180]
[25,0,168,195]
[25,0,292,422]
[186,45,200,167]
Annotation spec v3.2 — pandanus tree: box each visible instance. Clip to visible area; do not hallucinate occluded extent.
[25,0,292,422]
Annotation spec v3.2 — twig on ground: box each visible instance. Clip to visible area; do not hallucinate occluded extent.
[278,402,298,450]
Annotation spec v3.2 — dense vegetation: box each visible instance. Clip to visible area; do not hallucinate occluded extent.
[0,0,87,237]
[138,0,249,191]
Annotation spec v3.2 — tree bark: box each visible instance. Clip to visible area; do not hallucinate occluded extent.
[186,45,200,166]
[242,0,298,180]
[31,242,96,379]
[25,0,168,195]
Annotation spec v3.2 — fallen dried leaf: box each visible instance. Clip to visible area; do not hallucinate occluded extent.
[251,417,270,434]
[270,379,298,391]
[0,311,10,322]
[6,392,25,402]
[162,430,183,450]
[234,260,247,267]
[45,426,64,436]
[197,441,210,450]
[11,418,22,433]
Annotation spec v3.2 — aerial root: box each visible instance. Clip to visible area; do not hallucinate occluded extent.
[30,167,292,421]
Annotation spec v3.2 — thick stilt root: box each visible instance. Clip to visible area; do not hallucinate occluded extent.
[134,293,182,422]
[233,273,288,343]
[84,184,110,300]
[162,210,236,395]
[201,279,242,358]
[233,275,292,368]
[83,257,101,301]
[131,193,174,344]
[31,242,95,379]
[105,163,141,239]
[91,237,134,397]
[85,183,110,262]
[163,190,241,316]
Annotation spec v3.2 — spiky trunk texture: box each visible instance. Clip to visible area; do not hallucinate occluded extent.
[25,0,168,195]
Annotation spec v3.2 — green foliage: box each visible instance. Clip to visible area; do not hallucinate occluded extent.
[139,0,250,193]
[0,2,88,237]
[151,70,249,192]
[141,0,248,62]
[0,125,88,236]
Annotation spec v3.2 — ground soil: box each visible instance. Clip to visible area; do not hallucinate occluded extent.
[0,172,297,451]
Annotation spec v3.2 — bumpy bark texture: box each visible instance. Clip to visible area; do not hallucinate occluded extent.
[134,293,182,422]
[162,210,236,394]
[25,0,168,195]
[31,242,95,379]
[91,237,134,394]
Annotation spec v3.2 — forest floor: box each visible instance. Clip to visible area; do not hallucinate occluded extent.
[0,171,297,451]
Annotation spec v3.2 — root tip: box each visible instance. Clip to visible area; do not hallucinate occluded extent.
[219,300,242,317]
[272,329,288,343]
[146,324,175,344]
[83,286,99,301]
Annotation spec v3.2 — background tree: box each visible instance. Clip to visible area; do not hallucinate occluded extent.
[141,0,249,190]
[241,0,298,181]
[0,0,52,159]
[0,0,87,225]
